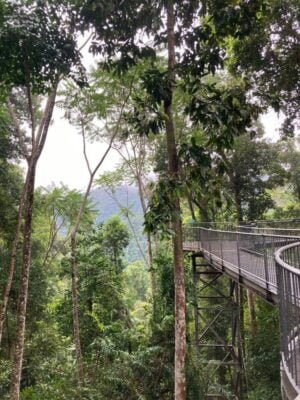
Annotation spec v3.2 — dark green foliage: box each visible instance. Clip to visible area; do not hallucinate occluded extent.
[148,245,175,399]
[229,0,300,135]
[279,139,300,201]
[186,81,260,150]
[0,0,85,93]
[101,216,130,273]
[0,163,23,239]
[0,107,19,160]
[246,299,281,400]
[224,132,286,221]
[0,107,23,238]
[144,176,184,236]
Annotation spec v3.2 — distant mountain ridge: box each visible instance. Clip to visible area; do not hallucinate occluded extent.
[90,186,146,262]
[90,185,143,222]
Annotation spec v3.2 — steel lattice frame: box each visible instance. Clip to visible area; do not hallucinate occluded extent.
[192,252,243,400]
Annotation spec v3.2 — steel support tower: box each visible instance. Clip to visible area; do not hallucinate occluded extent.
[192,252,243,399]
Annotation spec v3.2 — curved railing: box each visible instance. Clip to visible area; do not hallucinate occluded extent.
[275,242,300,399]
[237,225,300,237]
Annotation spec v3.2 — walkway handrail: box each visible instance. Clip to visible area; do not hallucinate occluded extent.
[275,242,300,396]
[185,225,300,237]
[185,223,300,236]
[237,225,300,237]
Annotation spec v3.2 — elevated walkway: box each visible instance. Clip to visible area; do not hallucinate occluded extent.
[183,225,300,400]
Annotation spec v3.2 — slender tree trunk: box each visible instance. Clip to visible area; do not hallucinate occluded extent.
[69,128,120,383]
[69,176,94,384]
[136,174,156,296]
[234,187,243,223]
[70,233,85,384]
[68,79,132,383]
[218,149,244,223]
[146,232,156,296]
[165,2,186,399]
[9,164,35,400]
[8,82,58,400]
[194,197,210,223]
[187,193,196,221]
[0,175,29,347]
[247,290,257,337]
[238,285,245,400]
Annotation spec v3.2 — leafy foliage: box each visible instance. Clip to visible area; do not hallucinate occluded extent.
[229,0,300,135]
[0,0,85,93]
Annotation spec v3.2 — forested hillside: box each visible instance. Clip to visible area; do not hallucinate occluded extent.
[0,1,299,400]
[91,186,146,262]
[91,186,142,223]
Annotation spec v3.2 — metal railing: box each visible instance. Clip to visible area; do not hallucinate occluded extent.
[183,225,300,398]
[237,225,300,237]
[276,242,300,395]
[185,221,300,236]
[183,226,300,295]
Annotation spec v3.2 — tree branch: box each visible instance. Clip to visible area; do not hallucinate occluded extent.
[81,120,92,175]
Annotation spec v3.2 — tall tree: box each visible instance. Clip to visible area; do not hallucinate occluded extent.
[79,2,263,397]
[279,137,300,202]
[218,130,286,221]
[0,2,83,398]
[61,67,135,383]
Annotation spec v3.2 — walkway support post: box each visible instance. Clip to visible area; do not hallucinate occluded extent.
[262,234,270,296]
[236,232,242,283]
[192,253,243,399]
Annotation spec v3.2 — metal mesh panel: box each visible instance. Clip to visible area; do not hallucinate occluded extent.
[276,243,300,391]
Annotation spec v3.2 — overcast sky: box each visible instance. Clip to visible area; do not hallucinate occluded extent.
[34,109,282,190]
[35,107,121,190]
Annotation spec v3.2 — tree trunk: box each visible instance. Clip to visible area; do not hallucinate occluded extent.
[70,233,85,384]
[187,193,196,221]
[193,197,210,223]
[238,285,245,400]
[9,164,35,400]
[0,175,29,347]
[165,2,186,399]
[8,82,58,400]
[146,231,156,297]
[233,182,243,223]
[68,85,130,383]
[136,174,156,297]
[218,149,243,223]
[69,177,94,385]
[247,290,257,337]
